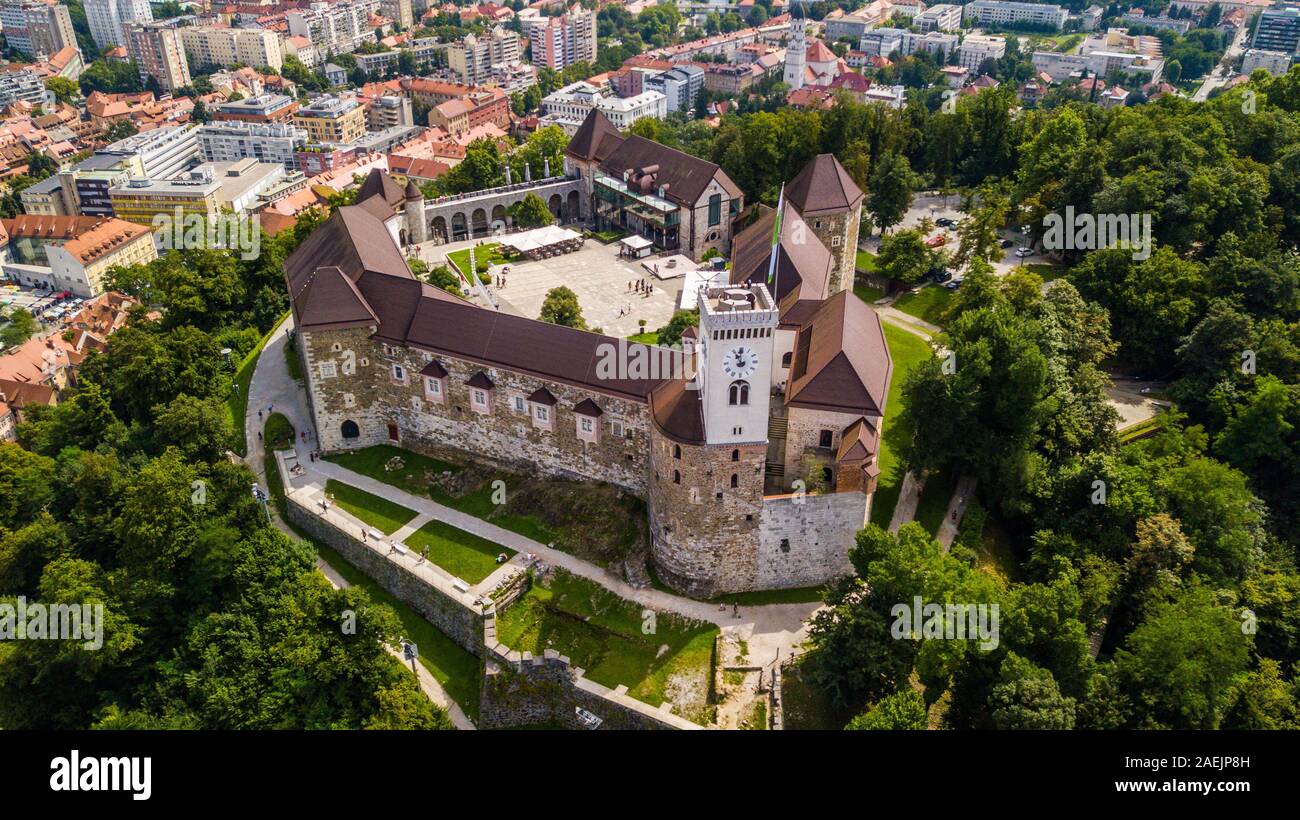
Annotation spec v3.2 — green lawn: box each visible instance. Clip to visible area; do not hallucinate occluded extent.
[325,445,644,567]
[854,282,885,303]
[446,243,512,280]
[402,519,514,585]
[627,331,659,345]
[496,569,719,724]
[586,229,625,243]
[870,323,935,528]
[855,250,877,272]
[913,471,957,536]
[324,480,418,535]
[227,314,286,456]
[893,285,953,325]
[264,412,294,449]
[1018,262,1063,282]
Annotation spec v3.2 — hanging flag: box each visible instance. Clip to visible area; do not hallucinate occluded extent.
[767,183,784,287]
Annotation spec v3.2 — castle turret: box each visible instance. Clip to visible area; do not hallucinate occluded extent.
[404,179,427,245]
[784,154,864,294]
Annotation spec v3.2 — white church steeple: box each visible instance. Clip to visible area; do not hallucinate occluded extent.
[783,13,807,90]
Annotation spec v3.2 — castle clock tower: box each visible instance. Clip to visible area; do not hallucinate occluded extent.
[696,283,779,446]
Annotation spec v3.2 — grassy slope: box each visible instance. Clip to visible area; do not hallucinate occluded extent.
[495,570,718,724]
[893,285,953,325]
[870,323,934,528]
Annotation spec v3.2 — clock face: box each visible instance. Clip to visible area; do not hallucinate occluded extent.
[722,345,760,379]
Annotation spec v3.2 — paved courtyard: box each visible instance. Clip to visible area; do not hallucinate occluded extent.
[464,240,684,338]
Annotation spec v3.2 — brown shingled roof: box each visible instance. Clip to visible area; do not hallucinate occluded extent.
[527,386,557,405]
[465,371,494,390]
[730,202,831,306]
[573,397,603,416]
[786,291,891,417]
[650,378,705,444]
[600,134,741,207]
[785,153,864,217]
[566,108,623,163]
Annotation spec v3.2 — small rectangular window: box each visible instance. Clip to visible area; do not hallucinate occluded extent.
[514,396,525,412]
[474,389,487,406]
[536,406,549,421]
[580,417,593,433]
[319,362,336,378]
[612,420,625,437]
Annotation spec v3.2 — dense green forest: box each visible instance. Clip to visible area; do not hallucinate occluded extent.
[635,71,1300,729]
[0,214,449,730]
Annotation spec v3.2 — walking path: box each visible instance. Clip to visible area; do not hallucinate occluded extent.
[935,475,978,550]
[244,312,820,703]
[888,470,926,533]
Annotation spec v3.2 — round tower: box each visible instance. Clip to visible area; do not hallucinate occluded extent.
[404,179,427,246]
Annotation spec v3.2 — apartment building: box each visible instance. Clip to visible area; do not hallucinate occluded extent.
[293,95,367,144]
[286,0,381,56]
[197,121,309,168]
[859,27,906,58]
[210,93,299,124]
[423,86,508,134]
[541,81,665,131]
[644,64,703,114]
[527,9,597,70]
[354,50,400,76]
[97,124,199,179]
[84,0,151,50]
[446,26,520,85]
[0,0,77,58]
[0,66,50,106]
[1253,5,1300,55]
[124,20,191,92]
[958,34,1007,71]
[916,4,963,32]
[963,1,1068,31]
[367,95,412,130]
[379,0,412,29]
[1242,47,1293,75]
[178,25,283,72]
[902,30,959,61]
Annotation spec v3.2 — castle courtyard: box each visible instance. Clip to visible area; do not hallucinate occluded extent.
[434,238,684,338]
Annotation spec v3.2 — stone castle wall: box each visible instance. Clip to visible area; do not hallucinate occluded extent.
[301,326,652,493]
[782,405,876,487]
[755,491,866,590]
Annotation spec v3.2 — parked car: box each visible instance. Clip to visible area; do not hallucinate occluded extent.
[935,217,954,227]
[944,279,962,290]
[1000,239,1014,248]
[925,234,948,247]
[1015,247,1034,257]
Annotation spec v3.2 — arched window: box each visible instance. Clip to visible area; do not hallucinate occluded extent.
[730,473,738,488]
[340,420,360,439]
[673,470,681,484]
[782,351,792,368]
[673,444,681,459]
[731,449,739,462]
[728,380,750,406]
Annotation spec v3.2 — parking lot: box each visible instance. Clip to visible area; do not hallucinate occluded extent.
[861,192,1055,278]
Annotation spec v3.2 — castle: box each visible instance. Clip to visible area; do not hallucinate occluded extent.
[352,108,743,261]
[287,111,890,597]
